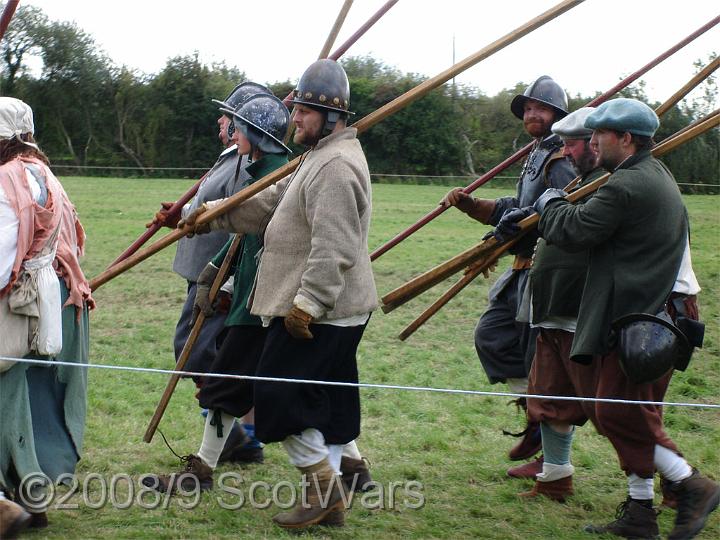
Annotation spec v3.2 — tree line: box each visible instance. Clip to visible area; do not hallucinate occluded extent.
[1,4,717,191]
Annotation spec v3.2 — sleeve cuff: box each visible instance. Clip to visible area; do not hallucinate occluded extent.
[293,293,325,319]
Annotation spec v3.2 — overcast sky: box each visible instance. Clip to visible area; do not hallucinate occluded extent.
[19,0,720,104]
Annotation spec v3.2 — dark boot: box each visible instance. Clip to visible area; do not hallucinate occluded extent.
[508,455,544,479]
[507,421,542,461]
[0,498,32,538]
[519,476,573,503]
[217,423,251,464]
[584,498,660,539]
[340,456,373,493]
[142,454,213,493]
[660,476,678,510]
[272,458,345,529]
[666,469,720,540]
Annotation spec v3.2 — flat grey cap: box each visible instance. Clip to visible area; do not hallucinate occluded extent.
[551,106,595,139]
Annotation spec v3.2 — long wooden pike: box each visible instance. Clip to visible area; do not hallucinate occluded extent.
[383,109,720,318]
[143,234,242,443]
[143,0,356,444]
[393,57,720,337]
[0,0,20,42]
[368,14,720,261]
[109,0,397,268]
[89,0,585,291]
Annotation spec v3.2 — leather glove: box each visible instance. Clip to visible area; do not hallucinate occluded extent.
[284,305,314,340]
[190,263,219,326]
[441,188,496,224]
[533,188,568,214]
[178,203,212,237]
[146,202,179,229]
[493,206,537,243]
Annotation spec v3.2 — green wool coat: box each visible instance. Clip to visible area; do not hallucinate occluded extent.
[210,153,289,327]
[538,150,687,361]
[529,167,605,324]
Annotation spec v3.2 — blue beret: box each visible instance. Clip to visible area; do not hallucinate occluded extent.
[552,107,595,139]
[584,98,659,137]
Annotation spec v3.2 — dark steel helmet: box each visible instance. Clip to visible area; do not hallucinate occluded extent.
[221,94,291,155]
[511,75,569,120]
[290,59,353,114]
[611,311,692,384]
[212,81,271,111]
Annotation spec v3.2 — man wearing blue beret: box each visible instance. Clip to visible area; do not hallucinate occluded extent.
[534,98,718,539]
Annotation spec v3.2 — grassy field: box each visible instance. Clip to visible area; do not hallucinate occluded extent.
[31,177,720,539]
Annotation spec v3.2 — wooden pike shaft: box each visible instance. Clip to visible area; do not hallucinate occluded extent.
[89,0,584,291]
[143,0,357,443]
[284,0,355,143]
[384,109,720,316]
[143,235,243,443]
[387,58,720,320]
[369,14,720,262]
[0,0,19,42]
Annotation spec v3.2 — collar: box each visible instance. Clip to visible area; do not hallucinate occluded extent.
[219,144,237,158]
[245,153,289,180]
[613,148,652,172]
[311,127,357,151]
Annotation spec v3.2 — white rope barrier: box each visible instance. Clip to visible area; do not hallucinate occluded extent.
[2,355,718,409]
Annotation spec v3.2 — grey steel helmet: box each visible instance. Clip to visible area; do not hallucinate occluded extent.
[212,81,271,111]
[611,311,692,384]
[511,75,569,120]
[291,59,353,114]
[221,94,291,155]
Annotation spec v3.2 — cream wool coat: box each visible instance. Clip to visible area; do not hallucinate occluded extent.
[207,127,378,320]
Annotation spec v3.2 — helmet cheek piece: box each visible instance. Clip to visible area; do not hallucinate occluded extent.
[323,110,341,137]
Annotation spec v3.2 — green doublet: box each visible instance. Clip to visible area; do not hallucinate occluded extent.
[529,168,605,323]
[539,150,687,360]
[211,153,289,327]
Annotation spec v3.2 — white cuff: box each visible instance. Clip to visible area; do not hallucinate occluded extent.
[537,462,574,482]
[293,293,325,319]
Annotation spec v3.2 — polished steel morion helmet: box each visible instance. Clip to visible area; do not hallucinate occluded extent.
[212,81,271,111]
[221,94,291,155]
[291,59,352,115]
[511,75,569,120]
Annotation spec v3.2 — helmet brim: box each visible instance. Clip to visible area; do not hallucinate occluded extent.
[220,106,292,155]
[510,95,568,121]
[290,97,355,116]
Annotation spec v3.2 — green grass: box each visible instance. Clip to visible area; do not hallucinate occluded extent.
[33,177,720,539]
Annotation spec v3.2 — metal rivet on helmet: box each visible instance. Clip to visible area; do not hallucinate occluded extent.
[291,59,353,115]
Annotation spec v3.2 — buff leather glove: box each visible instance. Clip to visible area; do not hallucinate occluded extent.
[285,306,314,340]
[493,206,537,243]
[178,203,212,237]
[533,188,568,214]
[190,263,219,326]
[146,202,179,229]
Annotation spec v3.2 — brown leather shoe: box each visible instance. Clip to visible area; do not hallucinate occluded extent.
[319,509,346,527]
[0,498,33,538]
[272,458,346,529]
[519,476,573,503]
[142,454,213,493]
[584,498,660,539]
[507,421,542,461]
[340,456,373,493]
[508,455,544,479]
[667,469,720,540]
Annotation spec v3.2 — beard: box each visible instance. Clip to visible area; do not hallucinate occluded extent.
[524,118,552,138]
[571,148,598,176]
[293,125,322,147]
